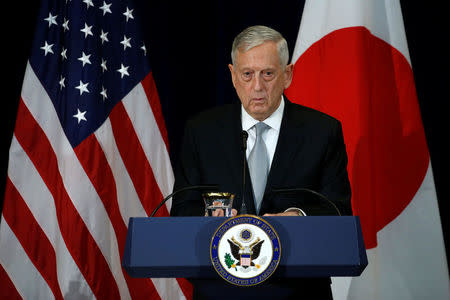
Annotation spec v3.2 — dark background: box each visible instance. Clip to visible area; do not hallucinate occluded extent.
[2,1,448,266]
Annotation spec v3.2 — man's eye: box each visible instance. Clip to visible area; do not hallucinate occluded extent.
[242,72,252,80]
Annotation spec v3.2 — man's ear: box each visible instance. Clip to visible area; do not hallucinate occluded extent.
[284,63,294,89]
[228,64,236,88]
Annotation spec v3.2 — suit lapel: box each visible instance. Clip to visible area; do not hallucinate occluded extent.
[265,99,305,193]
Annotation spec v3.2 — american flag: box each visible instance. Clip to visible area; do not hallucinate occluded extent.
[0,0,191,299]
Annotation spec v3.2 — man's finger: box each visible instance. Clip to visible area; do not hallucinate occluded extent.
[263,211,299,217]
[212,209,224,217]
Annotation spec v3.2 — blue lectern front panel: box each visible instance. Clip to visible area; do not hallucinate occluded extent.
[122,216,367,278]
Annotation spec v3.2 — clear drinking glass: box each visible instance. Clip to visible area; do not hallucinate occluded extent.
[203,192,234,217]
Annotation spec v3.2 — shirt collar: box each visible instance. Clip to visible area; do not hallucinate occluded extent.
[241,96,285,131]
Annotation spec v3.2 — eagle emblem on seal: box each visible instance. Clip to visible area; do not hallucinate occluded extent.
[210,215,281,286]
[226,228,264,269]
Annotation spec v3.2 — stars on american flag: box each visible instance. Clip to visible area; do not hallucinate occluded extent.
[78,52,92,67]
[101,59,108,72]
[123,7,134,22]
[120,35,132,50]
[61,47,68,60]
[40,41,54,56]
[141,43,147,56]
[83,0,94,10]
[80,23,93,38]
[117,64,130,78]
[73,109,87,123]
[99,2,112,15]
[44,13,58,27]
[37,3,149,131]
[62,18,70,31]
[100,86,108,101]
[100,30,109,44]
[59,76,66,90]
[75,80,90,95]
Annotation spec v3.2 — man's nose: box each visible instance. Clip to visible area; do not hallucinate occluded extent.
[253,74,264,91]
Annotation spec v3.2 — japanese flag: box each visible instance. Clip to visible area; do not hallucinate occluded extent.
[285,1,450,299]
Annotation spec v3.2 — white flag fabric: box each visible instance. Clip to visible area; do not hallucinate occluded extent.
[285,1,450,299]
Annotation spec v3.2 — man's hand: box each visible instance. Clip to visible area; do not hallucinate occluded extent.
[263,211,299,217]
[211,208,238,217]
[209,210,298,217]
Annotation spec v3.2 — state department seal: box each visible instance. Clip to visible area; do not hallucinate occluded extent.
[210,215,281,286]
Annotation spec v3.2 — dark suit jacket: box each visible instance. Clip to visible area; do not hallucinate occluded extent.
[171,98,352,217]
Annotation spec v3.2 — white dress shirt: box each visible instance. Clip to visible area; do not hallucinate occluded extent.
[241,96,285,169]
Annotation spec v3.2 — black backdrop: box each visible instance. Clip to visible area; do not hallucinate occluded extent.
[2,1,449,266]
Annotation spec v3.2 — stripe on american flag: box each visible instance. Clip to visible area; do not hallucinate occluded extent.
[95,118,147,224]
[141,73,170,149]
[121,77,174,206]
[110,102,167,217]
[0,217,54,299]
[7,135,93,297]
[2,178,64,299]
[131,73,175,197]
[0,263,22,299]
[74,134,161,299]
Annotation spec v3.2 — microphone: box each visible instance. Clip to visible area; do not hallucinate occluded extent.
[270,187,341,216]
[150,184,219,217]
[240,131,249,214]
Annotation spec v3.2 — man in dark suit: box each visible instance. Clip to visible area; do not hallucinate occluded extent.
[171,25,351,299]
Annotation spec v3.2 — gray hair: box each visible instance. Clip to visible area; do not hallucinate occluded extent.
[231,25,289,68]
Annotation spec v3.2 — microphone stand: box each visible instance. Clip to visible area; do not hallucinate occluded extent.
[240,131,249,214]
[150,185,218,217]
[271,187,342,216]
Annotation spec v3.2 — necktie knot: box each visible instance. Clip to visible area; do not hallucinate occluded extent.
[254,122,270,137]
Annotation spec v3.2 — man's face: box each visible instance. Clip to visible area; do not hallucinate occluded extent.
[229,41,293,121]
